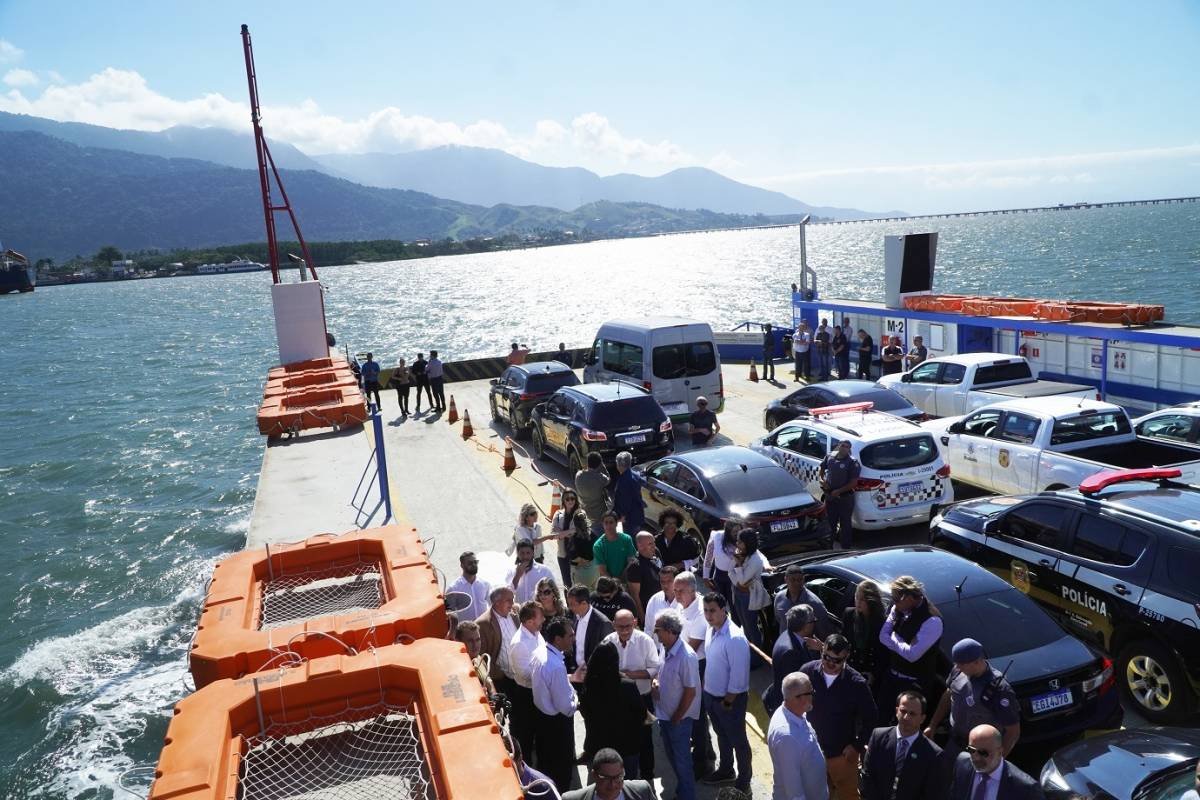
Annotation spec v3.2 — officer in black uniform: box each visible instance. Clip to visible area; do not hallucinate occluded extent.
[820,439,860,549]
[923,637,1020,762]
[762,323,776,381]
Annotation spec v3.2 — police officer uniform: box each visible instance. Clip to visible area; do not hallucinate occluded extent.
[944,640,1019,759]
[821,442,860,549]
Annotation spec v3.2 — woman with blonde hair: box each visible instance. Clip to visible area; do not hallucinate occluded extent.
[879,574,943,717]
[509,502,550,562]
[534,576,567,634]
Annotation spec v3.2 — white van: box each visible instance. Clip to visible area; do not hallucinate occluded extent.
[583,318,723,420]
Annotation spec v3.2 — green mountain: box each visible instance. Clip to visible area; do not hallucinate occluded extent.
[0,131,799,259]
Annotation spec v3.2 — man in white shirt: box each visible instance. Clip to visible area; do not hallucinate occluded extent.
[447,550,490,623]
[700,592,752,793]
[530,615,582,793]
[644,565,678,651]
[507,539,556,604]
[566,584,613,673]
[427,349,446,411]
[793,320,812,382]
[672,570,714,774]
[508,601,545,765]
[767,671,828,800]
[604,609,662,781]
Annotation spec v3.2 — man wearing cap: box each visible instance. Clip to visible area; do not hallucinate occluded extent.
[924,637,1020,762]
[820,440,860,550]
[689,397,720,446]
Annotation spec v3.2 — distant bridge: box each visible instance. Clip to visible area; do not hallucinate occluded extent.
[817,195,1200,225]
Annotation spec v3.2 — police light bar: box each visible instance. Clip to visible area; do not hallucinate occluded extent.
[810,402,874,417]
[1078,468,1183,495]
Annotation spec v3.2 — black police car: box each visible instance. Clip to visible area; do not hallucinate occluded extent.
[931,467,1200,722]
[763,546,1123,744]
[635,446,826,558]
[530,382,674,473]
[489,361,580,437]
[1041,726,1200,799]
[762,380,924,431]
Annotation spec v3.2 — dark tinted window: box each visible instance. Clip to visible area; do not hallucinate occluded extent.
[1004,503,1068,549]
[997,412,1039,444]
[602,340,644,378]
[973,361,1034,385]
[1049,411,1132,445]
[909,362,940,384]
[938,589,1065,657]
[1070,517,1147,566]
[855,389,913,413]
[1166,546,1200,600]
[669,466,704,499]
[526,372,579,394]
[859,435,939,470]
[961,408,1003,437]
[1136,414,1196,442]
[588,396,663,428]
[710,467,806,503]
[774,426,807,452]
[941,363,967,384]
[652,341,717,379]
[800,430,828,459]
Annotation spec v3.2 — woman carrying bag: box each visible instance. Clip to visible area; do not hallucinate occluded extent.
[729,528,771,666]
[549,487,585,586]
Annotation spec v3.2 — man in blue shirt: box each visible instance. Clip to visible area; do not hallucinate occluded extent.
[700,592,752,793]
[361,352,382,410]
[612,451,645,535]
[530,616,581,793]
[768,671,829,800]
[652,609,700,800]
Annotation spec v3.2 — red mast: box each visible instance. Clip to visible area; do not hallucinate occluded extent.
[241,24,318,284]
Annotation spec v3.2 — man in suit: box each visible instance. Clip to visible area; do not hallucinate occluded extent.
[763,605,823,714]
[948,724,1044,800]
[862,690,944,800]
[566,584,614,672]
[476,586,519,688]
[562,748,656,800]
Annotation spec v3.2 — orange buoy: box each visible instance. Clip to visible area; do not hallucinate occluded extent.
[501,437,517,474]
[461,409,473,439]
[748,360,759,382]
[189,525,445,688]
[151,640,523,800]
[447,395,459,424]
[548,482,562,521]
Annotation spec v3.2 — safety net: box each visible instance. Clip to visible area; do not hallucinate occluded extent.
[258,560,385,630]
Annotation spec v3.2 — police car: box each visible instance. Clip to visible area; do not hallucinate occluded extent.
[930,467,1200,722]
[750,402,954,530]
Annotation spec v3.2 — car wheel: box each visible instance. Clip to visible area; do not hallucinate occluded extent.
[490,396,501,423]
[1118,639,1195,722]
[569,449,584,476]
[509,406,527,439]
[531,426,546,460]
[765,412,781,431]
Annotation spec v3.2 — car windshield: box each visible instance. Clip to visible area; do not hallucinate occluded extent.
[859,435,939,470]
[589,396,662,428]
[711,467,805,503]
[526,373,578,394]
[937,589,1064,657]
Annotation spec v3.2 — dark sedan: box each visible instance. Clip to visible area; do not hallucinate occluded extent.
[635,446,827,557]
[1041,726,1200,799]
[762,546,1123,745]
[763,379,924,430]
[489,360,579,436]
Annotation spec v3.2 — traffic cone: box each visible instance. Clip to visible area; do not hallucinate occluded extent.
[548,482,562,520]
[461,410,473,440]
[447,395,459,424]
[749,360,759,382]
[501,437,518,474]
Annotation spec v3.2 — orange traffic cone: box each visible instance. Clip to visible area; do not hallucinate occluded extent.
[501,437,518,474]
[447,395,459,424]
[461,410,473,439]
[548,482,562,520]
[748,360,759,382]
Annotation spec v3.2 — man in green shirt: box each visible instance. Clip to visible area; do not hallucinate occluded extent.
[593,511,636,581]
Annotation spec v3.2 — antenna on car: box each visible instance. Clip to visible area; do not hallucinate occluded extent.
[954,574,969,598]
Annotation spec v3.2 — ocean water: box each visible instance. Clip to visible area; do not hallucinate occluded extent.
[0,202,1197,797]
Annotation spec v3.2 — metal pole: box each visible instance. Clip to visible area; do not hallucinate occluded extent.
[1100,339,1109,401]
[371,411,393,522]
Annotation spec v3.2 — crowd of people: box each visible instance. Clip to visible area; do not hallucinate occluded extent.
[784,318,928,383]
[445,468,1044,799]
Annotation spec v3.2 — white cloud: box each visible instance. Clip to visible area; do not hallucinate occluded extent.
[569,112,691,167]
[47,70,65,84]
[0,40,23,64]
[3,69,39,88]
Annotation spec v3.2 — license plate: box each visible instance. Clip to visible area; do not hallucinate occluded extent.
[624,433,647,444]
[1031,688,1073,714]
[898,481,922,494]
[769,518,800,533]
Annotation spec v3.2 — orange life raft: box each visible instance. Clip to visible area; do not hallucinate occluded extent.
[902,294,1163,325]
[1035,301,1164,325]
[190,526,446,688]
[151,639,523,800]
[256,384,368,437]
[901,294,981,313]
[262,367,358,397]
[265,356,349,382]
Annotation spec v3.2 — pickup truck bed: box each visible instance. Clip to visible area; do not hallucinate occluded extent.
[1072,439,1200,470]
[981,380,1095,399]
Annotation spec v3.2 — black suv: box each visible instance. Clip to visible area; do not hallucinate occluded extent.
[931,467,1200,722]
[763,546,1123,745]
[489,361,579,437]
[530,382,674,473]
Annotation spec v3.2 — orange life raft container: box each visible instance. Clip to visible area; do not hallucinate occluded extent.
[256,384,368,437]
[265,356,349,382]
[151,639,523,800]
[901,294,981,313]
[190,526,446,688]
[262,368,358,397]
[1035,301,1164,325]
[959,297,1043,317]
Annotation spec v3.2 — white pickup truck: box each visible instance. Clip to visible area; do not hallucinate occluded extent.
[924,396,1200,495]
[877,353,1095,418]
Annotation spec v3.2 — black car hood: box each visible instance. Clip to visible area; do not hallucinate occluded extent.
[1049,727,1200,799]
[941,496,1029,531]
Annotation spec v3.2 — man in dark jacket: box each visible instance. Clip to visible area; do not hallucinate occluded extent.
[762,605,823,714]
[949,724,1044,800]
[612,450,645,536]
[800,633,877,800]
[861,690,945,800]
[762,323,776,380]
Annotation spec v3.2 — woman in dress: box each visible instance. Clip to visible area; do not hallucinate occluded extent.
[550,488,594,588]
[389,358,411,415]
[579,641,647,778]
[729,528,771,663]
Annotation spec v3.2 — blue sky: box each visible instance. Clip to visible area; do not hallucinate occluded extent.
[1,1,1198,213]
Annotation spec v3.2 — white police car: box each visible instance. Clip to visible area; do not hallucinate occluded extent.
[750,402,954,530]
